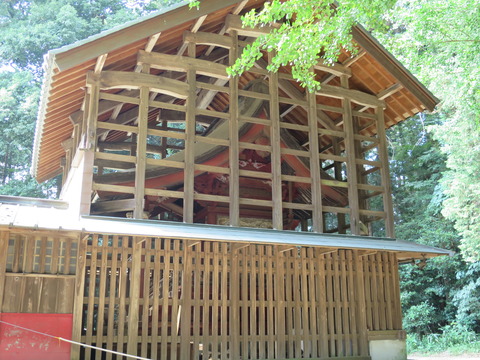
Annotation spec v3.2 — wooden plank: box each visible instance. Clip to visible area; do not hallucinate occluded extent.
[133,86,149,219]
[170,239,181,360]
[354,251,369,355]
[95,152,136,164]
[325,253,336,356]
[308,90,324,232]
[307,248,318,357]
[384,252,394,330]
[346,251,358,355]
[0,231,10,312]
[88,71,189,99]
[269,53,283,230]
[180,245,193,359]
[300,248,311,356]
[229,30,240,226]
[184,30,234,49]
[203,243,212,358]
[116,236,129,356]
[275,247,286,359]
[95,236,108,359]
[195,163,229,174]
[391,254,403,329]
[266,246,275,358]
[376,107,395,237]
[340,251,350,356]
[105,236,119,360]
[144,188,184,199]
[231,243,241,359]
[141,238,151,357]
[91,183,134,196]
[127,238,143,355]
[317,84,385,108]
[183,43,196,223]
[211,242,220,359]
[147,128,185,140]
[85,235,98,360]
[138,50,228,79]
[96,121,138,134]
[343,92,360,235]
[220,244,229,359]
[314,61,352,78]
[159,240,170,359]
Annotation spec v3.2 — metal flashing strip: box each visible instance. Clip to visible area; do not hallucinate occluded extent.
[0,195,69,209]
[80,215,453,256]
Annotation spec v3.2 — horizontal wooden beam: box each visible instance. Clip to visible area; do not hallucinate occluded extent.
[87,71,189,99]
[138,50,228,79]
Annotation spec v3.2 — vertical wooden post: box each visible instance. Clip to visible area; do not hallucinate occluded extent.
[340,75,360,235]
[354,250,369,356]
[307,91,323,232]
[275,248,286,358]
[71,234,87,360]
[134,85,149,219]
[376,106,395,238]
[268,53,283,230]
[127,238,143,356]
[229,30,240,226]
[183,42,197,223]
[0,231,9,312]
[333,138,346,233]
[84,74,99,151]
[180,244,193,359]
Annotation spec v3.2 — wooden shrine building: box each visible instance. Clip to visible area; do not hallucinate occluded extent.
[0,1,452,359]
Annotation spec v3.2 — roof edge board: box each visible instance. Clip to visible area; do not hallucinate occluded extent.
[53,0,244,72]
[351,25,440,112]
[31,53,56,179]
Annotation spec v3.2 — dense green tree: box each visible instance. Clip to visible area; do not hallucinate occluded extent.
[0,0,154,197]
[379,0,480,261]
[228,0,396,90]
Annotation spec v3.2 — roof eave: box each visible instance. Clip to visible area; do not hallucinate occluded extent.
[31,52,56,180]
[352,24,440,112]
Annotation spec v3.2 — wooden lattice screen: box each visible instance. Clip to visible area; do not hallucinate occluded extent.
[76,234,402,360]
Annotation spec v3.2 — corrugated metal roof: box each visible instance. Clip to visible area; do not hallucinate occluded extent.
[0,200,453,259]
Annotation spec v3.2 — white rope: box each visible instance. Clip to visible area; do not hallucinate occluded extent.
[0,320,150,360]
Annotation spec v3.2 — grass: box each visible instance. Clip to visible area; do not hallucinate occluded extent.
[407,324,480,355]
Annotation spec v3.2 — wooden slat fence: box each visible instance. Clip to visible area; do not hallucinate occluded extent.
[75,235,405,360]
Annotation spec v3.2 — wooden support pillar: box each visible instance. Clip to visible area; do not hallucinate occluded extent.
[229,30,240,226]
[127,238,143,356]
[376,106,395,238]
[84,76,99,151]
[71,234,87,360]
[180,245,193,359]
[341,74,360,235]
[133,85,149,219]
[275,248,286,358]
[0,231,8,312]
[332,138,346,233]
[268,53,283,230]
[307,91,323,232]
[81,76,100,216]
[183,42,196,223]
[354,250,369,356]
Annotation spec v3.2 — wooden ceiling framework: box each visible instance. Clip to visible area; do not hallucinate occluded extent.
[33,0,439,239]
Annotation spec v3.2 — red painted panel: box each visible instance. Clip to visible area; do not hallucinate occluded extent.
[0,313,73,360]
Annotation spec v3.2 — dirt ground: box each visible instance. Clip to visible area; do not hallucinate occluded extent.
[408,354,480,360]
